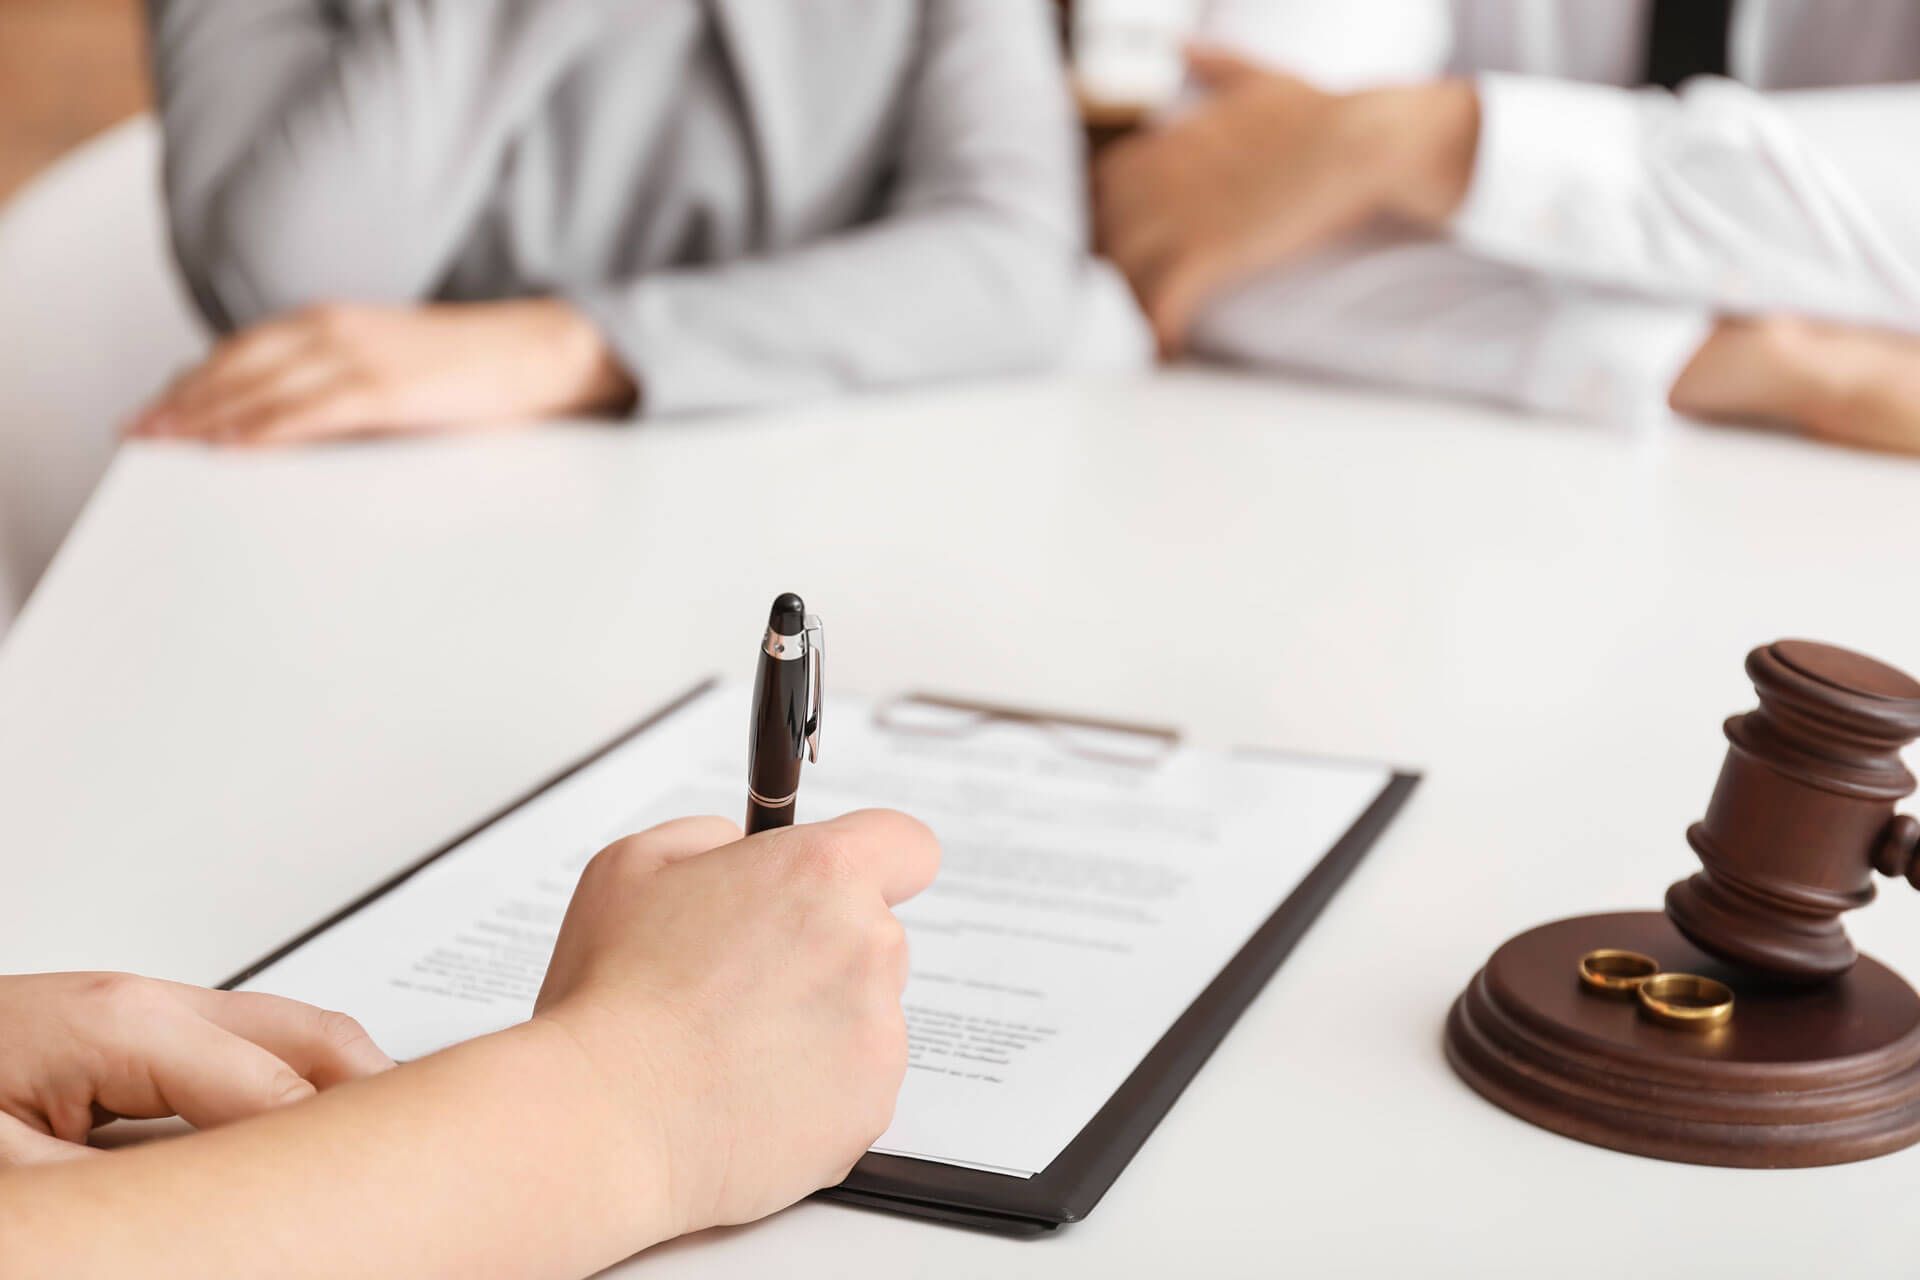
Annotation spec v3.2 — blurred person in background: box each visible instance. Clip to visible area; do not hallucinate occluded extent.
[134,0,1086,446]
[1092,0,1920,454]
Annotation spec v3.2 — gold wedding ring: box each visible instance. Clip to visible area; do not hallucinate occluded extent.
[1637,972,1735,1029]
[1578,949,1660,998]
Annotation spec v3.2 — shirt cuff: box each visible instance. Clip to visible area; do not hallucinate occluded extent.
[566,278,774,420]
[1519,286,1712,431]
[561,288,642,419]
[1450,73,1647,268]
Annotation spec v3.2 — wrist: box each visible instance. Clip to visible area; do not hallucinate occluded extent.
[1363,78,1481,228]
[503,1014,686,1247]
[1670,315,1834,429]
[1748,317,1842,428]
[516,299,638,418]
[526,1002,709,1236]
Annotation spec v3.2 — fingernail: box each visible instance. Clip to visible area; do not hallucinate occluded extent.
[274,1076,318,1107]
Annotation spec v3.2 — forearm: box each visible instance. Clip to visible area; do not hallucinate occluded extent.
[1190,231,1709,426]
[1348,74,1920,449]
[152,0,609,328]
[0,1020,671,1279]
[573,211,1080,416]
[1434,75,1920,329]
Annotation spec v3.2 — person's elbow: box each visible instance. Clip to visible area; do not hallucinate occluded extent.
[950,209,1083,375]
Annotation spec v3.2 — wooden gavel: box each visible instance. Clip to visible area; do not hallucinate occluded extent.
[1666,640,1920,982]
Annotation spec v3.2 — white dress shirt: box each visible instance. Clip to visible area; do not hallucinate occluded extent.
[1186,0,1920,427]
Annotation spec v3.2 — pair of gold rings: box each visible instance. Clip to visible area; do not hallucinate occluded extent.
[1578,949,1734,1029]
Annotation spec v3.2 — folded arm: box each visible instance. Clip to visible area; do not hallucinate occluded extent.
[1187,232,1710,428]
[1096,47,1920,451]
[1100,43,1920,341]
[568,0,1086,417]
[1449,76,1920,332]
[1189,227,1920,455]
[149,0,608,329]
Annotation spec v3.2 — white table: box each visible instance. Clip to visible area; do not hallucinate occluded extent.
[3,370,1919,1276]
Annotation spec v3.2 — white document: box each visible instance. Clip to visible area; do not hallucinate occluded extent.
[240,683,1391,1178]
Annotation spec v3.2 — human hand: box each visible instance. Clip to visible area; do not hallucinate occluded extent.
[127,299,635,447]
[1095,50,1479,355]
[1671,316,1920,456]
[0,973,393,1167]
[532,810,940,1237]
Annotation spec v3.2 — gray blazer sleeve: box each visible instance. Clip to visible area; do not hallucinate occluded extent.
[149,0,605,329]
[569,0,1087,417]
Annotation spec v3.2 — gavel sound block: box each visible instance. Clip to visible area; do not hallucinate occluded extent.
[1445,641,1920,1168]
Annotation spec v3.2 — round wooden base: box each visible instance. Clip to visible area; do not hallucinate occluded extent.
[1445,911,1920,1167]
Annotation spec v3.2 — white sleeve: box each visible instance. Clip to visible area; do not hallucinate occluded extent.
[1451,73,1920,332]
[1196,0,1451,90]
[1186,230,1711,428]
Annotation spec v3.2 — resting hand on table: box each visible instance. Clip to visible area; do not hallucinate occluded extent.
[1095,49,1479,356]
[1671,315,1920,456]
[127,299,636,447]
[0,973,392,1167]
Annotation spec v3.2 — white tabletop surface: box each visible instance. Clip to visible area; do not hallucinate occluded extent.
[3,369,1919,1276]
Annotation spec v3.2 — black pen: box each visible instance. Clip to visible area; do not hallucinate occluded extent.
[746,592,823,834]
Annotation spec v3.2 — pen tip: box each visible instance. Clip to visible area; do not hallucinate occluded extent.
[768,592,806,635]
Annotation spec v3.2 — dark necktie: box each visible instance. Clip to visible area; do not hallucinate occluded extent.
[1642,0,1735,88]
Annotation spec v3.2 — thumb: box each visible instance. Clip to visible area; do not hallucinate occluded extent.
[1187,45,1266,89]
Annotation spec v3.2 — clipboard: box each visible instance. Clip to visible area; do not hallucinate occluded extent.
[221,680,1419,1239]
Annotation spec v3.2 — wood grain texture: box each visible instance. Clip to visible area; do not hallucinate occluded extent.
[1666,640,1920,980]
[0,0,147,202]
[1446,911,1920,1168]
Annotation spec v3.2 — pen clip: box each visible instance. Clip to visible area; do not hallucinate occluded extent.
[803,615,824,764]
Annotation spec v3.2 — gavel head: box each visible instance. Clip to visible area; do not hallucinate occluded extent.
[1666,640,1920,983]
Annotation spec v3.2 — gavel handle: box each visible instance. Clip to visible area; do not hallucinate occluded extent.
[1872,814,1920,887]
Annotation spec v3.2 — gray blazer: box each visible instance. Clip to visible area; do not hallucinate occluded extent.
[147,0,1085,416]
